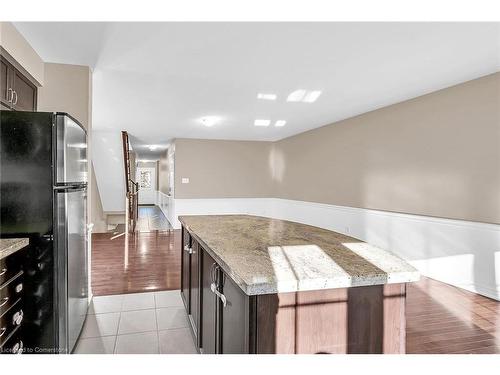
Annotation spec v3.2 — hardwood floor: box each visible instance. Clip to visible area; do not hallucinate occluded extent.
[91,227,499,354]
[406,277,500,354]
[91,229,181,296]
[137,205,172,232]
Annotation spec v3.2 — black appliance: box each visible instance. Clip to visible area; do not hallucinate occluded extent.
[0,111,89,353]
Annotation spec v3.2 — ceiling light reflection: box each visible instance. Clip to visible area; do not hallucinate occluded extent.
[257,93,277,101]
[200,116,220,127]
[254,119,271,127]
[287,89,322,103]
[303,90,322,103]
[287,89,306,102]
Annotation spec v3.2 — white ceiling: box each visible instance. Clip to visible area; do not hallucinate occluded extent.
[14,22,500,157]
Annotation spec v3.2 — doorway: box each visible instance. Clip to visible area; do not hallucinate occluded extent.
[137,166,156,205]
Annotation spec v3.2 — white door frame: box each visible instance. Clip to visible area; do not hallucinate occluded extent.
[137,167,156,205]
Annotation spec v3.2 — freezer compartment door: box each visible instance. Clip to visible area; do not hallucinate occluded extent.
[56,187,89,353]
[55,114,87,185]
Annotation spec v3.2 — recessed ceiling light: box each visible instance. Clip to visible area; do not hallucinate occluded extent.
[148,145,159,151]
[257,93,277,101]
[303,90,322,103]
[274,120,287,127]
[200,116,220,127]
[254,119,271,127]
[287,89,306,102]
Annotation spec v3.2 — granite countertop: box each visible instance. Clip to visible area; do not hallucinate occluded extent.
[179,215,419,295]
[0,238,29,260]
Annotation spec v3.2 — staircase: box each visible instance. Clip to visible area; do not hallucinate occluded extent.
[121,131,139,232]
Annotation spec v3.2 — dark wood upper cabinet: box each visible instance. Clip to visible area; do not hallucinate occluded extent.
[1,58,10,104]
[0,55,37,111]
[12,69,37,111]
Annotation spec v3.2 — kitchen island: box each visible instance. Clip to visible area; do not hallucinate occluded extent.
[179,215,419,354]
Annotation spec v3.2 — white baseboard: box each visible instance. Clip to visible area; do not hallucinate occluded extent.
[164,196,500,301]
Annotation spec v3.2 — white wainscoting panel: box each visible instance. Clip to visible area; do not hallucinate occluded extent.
[270,199,500,301]
[164,197,500,300]
[156,191,176,227]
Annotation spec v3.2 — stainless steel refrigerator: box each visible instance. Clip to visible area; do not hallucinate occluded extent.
[0,111,89,353]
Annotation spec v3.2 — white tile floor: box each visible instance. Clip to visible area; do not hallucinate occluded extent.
[74,290,198,354]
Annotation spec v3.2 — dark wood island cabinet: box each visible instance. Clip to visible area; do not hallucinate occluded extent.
[180,215,419,354]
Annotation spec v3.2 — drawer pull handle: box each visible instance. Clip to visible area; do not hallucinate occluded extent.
[12,340,23,354]
[15,283,23,293]
[0,327,6,338]
[13,310,23,326]
[0,268,7,276]
[0,297,9,308]
[210,283,227,307]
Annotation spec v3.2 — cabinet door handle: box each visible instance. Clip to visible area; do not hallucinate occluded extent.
[7,88,13,103]
[12,90,18,105]
[0,296,8,308]
[210,282,227,307]
[0,268,7,276]
[0,327,6,338]
[210,263,216,283]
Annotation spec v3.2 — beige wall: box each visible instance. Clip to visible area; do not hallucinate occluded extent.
[38,63,92,126]
[0,22,44,85]
[174,138,274,199]
[274,72,500,224]
[173,73,500,224]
